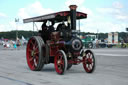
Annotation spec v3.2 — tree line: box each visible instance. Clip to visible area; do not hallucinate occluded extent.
[0,30,128,42]
[0,30,38,40]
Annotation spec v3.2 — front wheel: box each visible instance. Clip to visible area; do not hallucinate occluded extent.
[82,50,95,73]
[54,50,67,75]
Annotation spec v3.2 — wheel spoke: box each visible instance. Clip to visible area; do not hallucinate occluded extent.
[87,64,91,70]
[58,66,62,72]
[60,60,64,65]
[34,59,37,67]
[34,45,39,51]
[33,45,36,50]
[89,64,92,69]
[31,41,35,46]
[31,40,37,50]
[35,55,39,63]
[60,55,62,60]
[91,63,94,67]
[90,54,92,58]
[88,53,91,58]
[92,58,94,62]
[86,54,88,58]
[33,44,38,50]
[29,57,34,62]
[88,58,92,64]
[86,64,88,68]
[34,50,39,55]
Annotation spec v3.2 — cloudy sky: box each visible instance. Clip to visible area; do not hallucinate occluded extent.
[0,0,128,33]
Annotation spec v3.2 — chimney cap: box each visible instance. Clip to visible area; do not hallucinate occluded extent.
[69,5,77,10]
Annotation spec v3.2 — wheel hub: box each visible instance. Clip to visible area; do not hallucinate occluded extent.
[31,50,35,57]
[57,60,61,64]
[86,58,92,64]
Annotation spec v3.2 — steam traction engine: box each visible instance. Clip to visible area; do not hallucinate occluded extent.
[23,5,95,74]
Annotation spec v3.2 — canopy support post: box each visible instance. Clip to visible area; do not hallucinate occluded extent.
[79,20,80,36]
[33,22,34,36]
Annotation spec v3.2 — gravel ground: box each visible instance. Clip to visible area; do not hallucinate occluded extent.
[0,46,128,85]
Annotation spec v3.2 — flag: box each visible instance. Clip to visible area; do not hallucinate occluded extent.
[22,36,25,41]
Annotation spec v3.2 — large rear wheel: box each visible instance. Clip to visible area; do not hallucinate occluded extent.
[26,36,45,71]
[54,50,67,75]
[82,50,95,73]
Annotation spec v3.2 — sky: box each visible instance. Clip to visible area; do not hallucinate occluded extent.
[0,0,128,33]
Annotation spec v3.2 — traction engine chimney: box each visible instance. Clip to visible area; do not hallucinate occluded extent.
[69,5,77,30]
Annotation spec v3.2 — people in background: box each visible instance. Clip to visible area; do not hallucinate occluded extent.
[92,39,96,49]
[96,39,99,48]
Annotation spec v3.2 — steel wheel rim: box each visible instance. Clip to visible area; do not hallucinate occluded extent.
[83,51,95,72]
[26,38,39,70]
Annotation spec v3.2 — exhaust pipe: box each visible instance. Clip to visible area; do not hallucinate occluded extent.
[69,5,77,30]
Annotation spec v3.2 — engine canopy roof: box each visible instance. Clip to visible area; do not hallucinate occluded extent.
[23,11,87,23]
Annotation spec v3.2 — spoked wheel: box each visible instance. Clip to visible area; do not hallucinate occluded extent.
[82,50,95,73]
[26,36,45,71]
[54,50,67,75]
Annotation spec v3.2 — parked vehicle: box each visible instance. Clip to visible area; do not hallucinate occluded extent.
[81,35,96,49]
[107,32,118,48]
[23,5,95,75]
